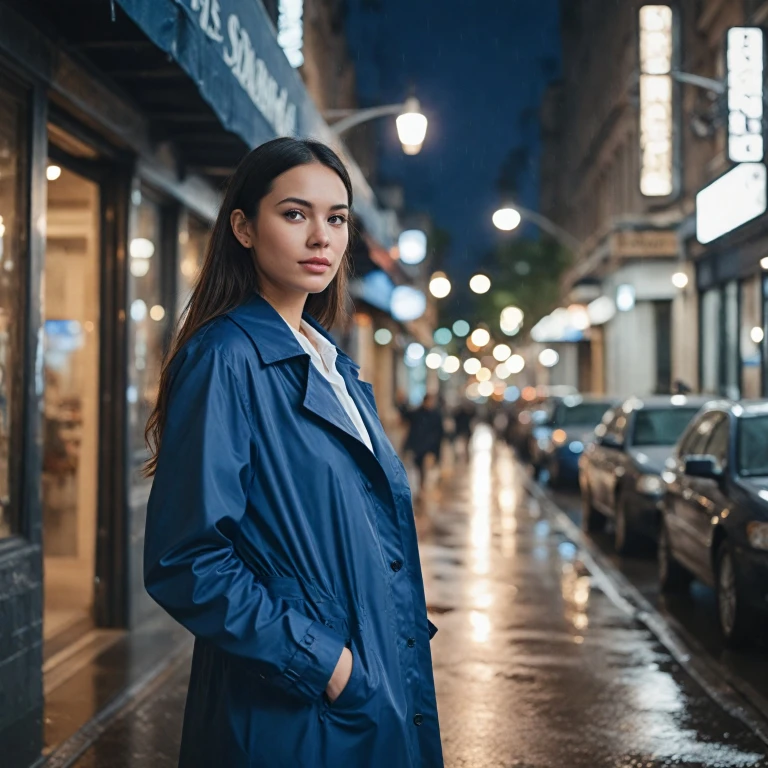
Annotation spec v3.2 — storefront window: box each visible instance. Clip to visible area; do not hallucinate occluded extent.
[127,191,169,475]
[0,77,27,538]
[701,288,721,395]
[723,281,739,400]
[740,277,762,398]
[177,213,209,322]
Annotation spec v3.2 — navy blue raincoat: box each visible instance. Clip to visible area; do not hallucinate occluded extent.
[144,293,443,767]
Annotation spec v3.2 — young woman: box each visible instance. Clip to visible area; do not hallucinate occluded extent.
[143,137,443,767]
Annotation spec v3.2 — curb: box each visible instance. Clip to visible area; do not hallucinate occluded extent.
[526,479,768,748]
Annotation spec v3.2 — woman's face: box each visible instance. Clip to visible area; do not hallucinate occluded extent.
[231,162,350,298]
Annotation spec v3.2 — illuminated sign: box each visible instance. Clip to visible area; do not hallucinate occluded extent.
[277,0,304,68]
[696,163,767,244]
[639,5,674,197]
[727,27,765,163]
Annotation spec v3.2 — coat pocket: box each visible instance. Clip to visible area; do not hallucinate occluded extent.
[323,635,382,715]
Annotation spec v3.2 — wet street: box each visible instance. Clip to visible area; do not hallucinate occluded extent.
[66,427,768,767]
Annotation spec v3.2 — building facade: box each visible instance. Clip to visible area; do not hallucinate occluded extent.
[542,0,768,400]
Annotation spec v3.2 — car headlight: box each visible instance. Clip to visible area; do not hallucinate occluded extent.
[747,522,768,551]
[636,474,664,496]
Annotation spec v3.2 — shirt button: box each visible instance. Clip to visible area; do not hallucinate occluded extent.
[413,714,424,726]
[407,637,416,647]
[390,560,403,572]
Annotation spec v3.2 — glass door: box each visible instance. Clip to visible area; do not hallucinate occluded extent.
[42,161,101,646]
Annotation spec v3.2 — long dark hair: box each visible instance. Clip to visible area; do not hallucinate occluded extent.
[143,137,354,477]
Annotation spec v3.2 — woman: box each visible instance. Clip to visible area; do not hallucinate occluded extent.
[143,137,443,768]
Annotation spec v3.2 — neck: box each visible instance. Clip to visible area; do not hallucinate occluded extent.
[258,283,308,331]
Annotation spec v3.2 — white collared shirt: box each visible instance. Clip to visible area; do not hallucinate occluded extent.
[285,317,374,453]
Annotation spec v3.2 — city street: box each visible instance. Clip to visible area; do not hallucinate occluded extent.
[61,428,768,767]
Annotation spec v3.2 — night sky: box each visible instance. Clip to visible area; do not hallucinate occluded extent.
[346,0,562,280]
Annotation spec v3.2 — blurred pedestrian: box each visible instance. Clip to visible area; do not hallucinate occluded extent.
[404,392,445,492]
[452,401,475,461]
[142,138,443,767]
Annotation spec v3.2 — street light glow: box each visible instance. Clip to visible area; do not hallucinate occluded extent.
[398,229,428,264]
[493,344,512,361]
[463,358,481,375]
[470,328,491,348]
[500,306,524,335]
[442,355,461,373]
[396,105,428,155]
[507,354,525,374]
[539,348,560,368]
[492,207,522,231]
[429,272,452,299]
[425,353,443,370]
[672,272,689,289]
[470,274,491,294]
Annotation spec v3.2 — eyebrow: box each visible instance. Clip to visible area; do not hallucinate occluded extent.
[276,197,349,211]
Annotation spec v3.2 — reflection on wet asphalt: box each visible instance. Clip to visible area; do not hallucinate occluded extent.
[71,426,768,767]
[418,427,767,767]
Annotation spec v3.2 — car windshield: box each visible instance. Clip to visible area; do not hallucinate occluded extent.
[632,408,700,447]
[554,403,612,427]
[737,415,768,477]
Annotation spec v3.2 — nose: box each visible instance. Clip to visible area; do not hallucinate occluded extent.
[307,219,331,249]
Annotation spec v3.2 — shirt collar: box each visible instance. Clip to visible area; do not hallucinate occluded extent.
[225,292,359,370]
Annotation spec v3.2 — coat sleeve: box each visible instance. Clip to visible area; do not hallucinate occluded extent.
[144,344,346,705]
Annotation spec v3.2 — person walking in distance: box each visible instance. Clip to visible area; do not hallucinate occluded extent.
[142,138,443,767]
[404,393,445,494]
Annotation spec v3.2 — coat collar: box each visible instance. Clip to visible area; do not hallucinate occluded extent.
[226,292,360,370]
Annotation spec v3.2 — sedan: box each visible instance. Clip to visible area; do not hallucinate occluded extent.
[579,395,708,554]
[536,396,617,488]
[659,400,768,647]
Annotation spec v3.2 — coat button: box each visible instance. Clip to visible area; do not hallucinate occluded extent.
[413,714,423,726]
[390,559,403,572]
[407,637,416,647]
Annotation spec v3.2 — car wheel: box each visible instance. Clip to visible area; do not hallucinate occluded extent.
[716,540,757,649]
[614,488,637,556]
[658,521,692,593]
[581,486,605,533]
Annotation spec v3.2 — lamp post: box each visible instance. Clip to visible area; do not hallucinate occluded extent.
[492,203,582,252]
[324,97,428,155]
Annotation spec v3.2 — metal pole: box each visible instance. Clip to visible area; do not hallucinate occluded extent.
[670,70,726,95]
[325,104,406,135]
[502,203,583,252]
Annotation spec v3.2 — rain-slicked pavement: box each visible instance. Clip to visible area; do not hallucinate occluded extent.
[66,426,768,767]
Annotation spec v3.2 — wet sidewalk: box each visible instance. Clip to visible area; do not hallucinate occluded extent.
[63,427,767,767]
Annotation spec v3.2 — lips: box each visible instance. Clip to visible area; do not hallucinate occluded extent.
[300,257,331,266]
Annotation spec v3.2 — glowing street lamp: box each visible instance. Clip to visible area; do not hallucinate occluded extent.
[492,208,521,231]
[326,96,428,155]
[429,272,452,299]
[470,274,491,294]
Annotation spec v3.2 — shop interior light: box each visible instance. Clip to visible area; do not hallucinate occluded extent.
[429,272,452,299]
[374,328,393,345]
[46,165,62,181]
[470,328,491,348]
[539,348,560,368]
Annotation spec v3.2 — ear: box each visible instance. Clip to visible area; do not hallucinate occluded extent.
[230,209,254,249]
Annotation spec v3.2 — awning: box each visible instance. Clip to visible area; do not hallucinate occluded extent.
[114,0,394,245]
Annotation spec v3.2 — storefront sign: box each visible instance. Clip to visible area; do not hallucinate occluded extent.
[277,0,305,68]
[638,5,675,197]
[610,229,678,258]
[696,163,767,244]
[727,27,764,163]
[188,0,297,136]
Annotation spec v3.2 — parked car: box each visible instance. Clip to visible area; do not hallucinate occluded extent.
[537,395,617,488]
[579,395,709,554]
[659,400,768,647]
